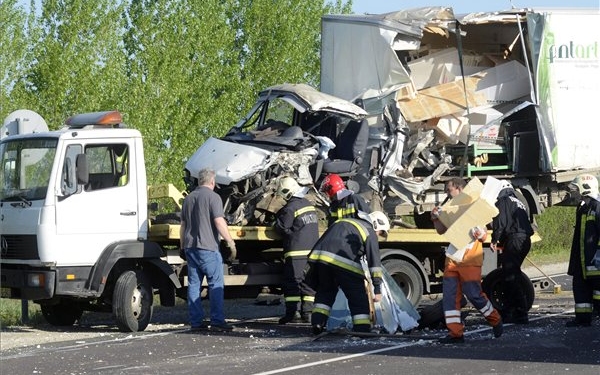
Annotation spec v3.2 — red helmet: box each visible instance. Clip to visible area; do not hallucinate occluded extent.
[320,174,345,198]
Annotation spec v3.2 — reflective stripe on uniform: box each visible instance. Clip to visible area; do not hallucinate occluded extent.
[295,206,316,217]
[337,218,368,241]
[444,310,462,325]
[584,266,600,277]
[593,290,600,301]
[284,250,311,258]
[302,295,315,302]
[369,266,383,279]
[479,300,495,317]
[332,204,357,220]
[352,314,371,325]
[308,250,364,276]
[284,296,301,303]
[574,303,593,313]
[313,303,331,316]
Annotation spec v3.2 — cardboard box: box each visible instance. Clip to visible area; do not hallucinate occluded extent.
[426,115,469,145]
[408,48,461,89]
[395,82,417,100]
[397,77,487,122]
[408,48,492,90]
[438,177,499,251]
[397,60,531,122]
[473,60,531,105]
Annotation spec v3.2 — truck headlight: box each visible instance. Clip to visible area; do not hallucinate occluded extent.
[27,273,45,287]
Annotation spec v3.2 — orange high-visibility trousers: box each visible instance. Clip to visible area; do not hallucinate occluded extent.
[443,264,501,338]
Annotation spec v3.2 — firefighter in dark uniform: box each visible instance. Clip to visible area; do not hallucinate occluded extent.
[491,180,534,324]
[566,174,600,327]
[320,173,371,226]
[274,177,319,324]
[308,211,390,334]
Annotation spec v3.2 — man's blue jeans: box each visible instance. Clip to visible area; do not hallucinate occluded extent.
[186,248,226,326]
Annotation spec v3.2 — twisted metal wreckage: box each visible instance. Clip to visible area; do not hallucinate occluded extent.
[186,7,599,226]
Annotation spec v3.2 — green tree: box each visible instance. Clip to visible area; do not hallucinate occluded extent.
[227,0,352,130]
[122,0,243,186]
[24,0,126,129]
[123,0,352,187]
[0,0,36,115]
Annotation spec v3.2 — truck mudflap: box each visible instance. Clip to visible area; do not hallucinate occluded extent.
[145,258,182,289]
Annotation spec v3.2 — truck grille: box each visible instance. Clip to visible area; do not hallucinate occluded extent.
[0,235,39,260]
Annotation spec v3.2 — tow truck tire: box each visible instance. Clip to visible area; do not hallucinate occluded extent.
[382,258,424,307]
[113,270,153,332]
[41,300,83,326]
[482,268,535,313]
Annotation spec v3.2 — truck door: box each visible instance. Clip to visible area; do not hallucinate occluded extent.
[53,139,140,266]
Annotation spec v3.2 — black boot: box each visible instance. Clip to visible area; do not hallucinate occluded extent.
[301,301,313,323]
[279,311,302,324]
[312,323,325,335]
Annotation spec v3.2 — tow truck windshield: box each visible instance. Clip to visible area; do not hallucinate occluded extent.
[0,138,57,202]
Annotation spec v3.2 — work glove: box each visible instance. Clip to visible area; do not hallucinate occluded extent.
[226,239,237,262]
[469,226,487,242]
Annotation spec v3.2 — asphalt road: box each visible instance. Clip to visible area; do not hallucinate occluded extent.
[1,275,599,375]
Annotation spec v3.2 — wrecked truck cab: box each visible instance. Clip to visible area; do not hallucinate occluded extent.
[184,83,368,225]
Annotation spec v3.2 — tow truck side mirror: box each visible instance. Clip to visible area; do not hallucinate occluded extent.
[76,153,89,185]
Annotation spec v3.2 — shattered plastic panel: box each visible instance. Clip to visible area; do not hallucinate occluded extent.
[185,137,274,185]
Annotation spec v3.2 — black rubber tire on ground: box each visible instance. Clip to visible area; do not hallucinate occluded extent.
[417,300,445,330]
[112,270,153,332]
[482,268,535,313]
[41,299,83,326]
[417,296,468,330]
[382,258,424,307]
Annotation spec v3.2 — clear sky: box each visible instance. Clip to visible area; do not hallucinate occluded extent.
[352,0,600,14]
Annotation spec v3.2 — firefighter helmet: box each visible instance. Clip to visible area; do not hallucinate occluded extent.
[569,174,599,198]
[276,176,301,201]
[320,174,345,198]
[500,180,513,191]
[368,211,390,234]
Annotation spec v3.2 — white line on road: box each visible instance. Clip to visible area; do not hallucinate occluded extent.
[251,311,573,375]
[253,339,429,375]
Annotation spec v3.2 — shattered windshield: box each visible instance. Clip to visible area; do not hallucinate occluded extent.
[235,96,297,133]
[0,138,57,202]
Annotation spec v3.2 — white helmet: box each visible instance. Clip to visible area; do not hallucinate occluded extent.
[569,174,599,198]
[368,211,390,234]
[276,176,301,201]
[500,180,513,191]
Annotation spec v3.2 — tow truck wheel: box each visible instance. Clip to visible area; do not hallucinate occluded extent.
[382,259,424,307]
[482,268,535,313]
[113,270,153,332]
[41,299,83,326]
